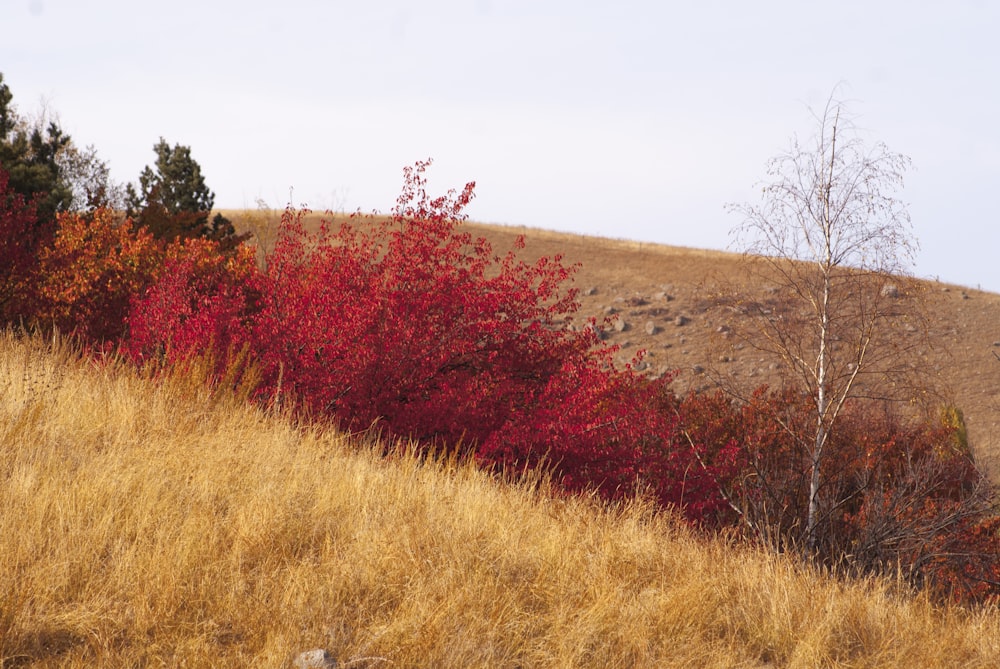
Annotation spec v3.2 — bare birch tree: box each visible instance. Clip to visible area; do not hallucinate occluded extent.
[728,94,918,551]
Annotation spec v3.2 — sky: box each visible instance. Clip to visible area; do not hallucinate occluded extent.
[2,0,999,290]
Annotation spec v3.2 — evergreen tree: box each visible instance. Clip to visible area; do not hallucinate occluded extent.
[0,73,72,223]
[128,138,214,216]
[128,137,245,251]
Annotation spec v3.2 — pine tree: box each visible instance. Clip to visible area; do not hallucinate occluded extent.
[128,138,246,251]
[0,73,72,223]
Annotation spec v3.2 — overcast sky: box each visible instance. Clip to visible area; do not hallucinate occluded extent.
[3,0,998,290]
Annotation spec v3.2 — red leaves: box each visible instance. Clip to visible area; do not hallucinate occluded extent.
[248,161,589,447]
[0,168,43,324]
[126,238,258,366]
[676,386,1000,603]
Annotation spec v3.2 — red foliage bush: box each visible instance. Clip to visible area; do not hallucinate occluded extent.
[830,403,1000,603]
[116,158,731,519]
[0,168,45,324]
[482,359,740,523]
[677,386,1000,603]
[249,161,584,443]
[126,238,258,367]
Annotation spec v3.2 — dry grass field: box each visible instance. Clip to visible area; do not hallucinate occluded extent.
[5,330,1000,667]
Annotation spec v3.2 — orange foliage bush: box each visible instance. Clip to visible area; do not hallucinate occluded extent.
[33,208,162,341]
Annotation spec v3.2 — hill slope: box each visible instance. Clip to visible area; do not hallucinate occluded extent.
[3,332,1000,667]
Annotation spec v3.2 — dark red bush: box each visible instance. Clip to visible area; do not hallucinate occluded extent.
[0,168,44,325]
[676,385,1000,603]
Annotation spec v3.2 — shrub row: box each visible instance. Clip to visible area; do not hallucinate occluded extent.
[2,160,997,604]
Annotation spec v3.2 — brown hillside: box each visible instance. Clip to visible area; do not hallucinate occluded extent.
[230,211,1000,478]
[464,221,1000,478]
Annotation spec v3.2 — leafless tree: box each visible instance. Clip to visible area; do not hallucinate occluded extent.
[728,93,920,551]
[56,142,127,212]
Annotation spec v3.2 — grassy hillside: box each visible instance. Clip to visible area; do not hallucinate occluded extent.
[3,332,1000,667]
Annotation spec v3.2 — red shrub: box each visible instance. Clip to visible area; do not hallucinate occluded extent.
[676,385,1000,603]
[482,358,741,524]
[249,160,585,445]
[0,168,44,324]
[233,160,733,518]
[126,237,259,366]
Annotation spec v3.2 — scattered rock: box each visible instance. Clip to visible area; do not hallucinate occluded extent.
[881,283,900,298]
[644,321,658,335]
[674,315,689,327]
[718,355,732,363]
[582,286,598,296]
[294,649,337,669]
[653,291,675,301]
[692,364,705,374]
[625,296,649,306]
[613,318,628,332]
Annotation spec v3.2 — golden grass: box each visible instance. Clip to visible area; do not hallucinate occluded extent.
[3,331,1000,667]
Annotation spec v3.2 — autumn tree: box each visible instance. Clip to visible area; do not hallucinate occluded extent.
[728,94,923,551]
[33,209,162,341]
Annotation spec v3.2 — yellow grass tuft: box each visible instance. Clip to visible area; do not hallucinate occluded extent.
[2,330,999,667]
